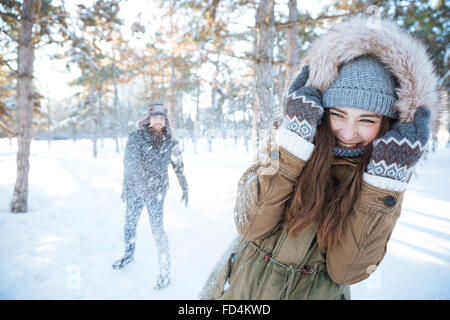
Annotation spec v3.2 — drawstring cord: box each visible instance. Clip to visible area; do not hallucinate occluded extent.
[251,241,314,300]
[278,265,296,300]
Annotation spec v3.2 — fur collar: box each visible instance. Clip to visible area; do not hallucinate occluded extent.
[300,16,442,133]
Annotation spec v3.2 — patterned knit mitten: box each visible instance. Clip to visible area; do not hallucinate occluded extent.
[284,66,324,143]
[367,106,431,182]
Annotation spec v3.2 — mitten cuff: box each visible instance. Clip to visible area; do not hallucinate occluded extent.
[363,172,407,192]
[277,127,315,161]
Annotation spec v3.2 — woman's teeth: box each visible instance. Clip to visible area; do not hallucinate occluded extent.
[336,140,358,148]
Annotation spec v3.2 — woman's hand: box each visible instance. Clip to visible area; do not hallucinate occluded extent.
[367,106,431,182]
[283,66,324,143]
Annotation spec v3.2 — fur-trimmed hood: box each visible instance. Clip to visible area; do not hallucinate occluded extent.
[301,16,442,133]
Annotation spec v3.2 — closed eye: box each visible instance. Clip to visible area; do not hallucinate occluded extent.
[330,112,344,118]
[360,119,376,123]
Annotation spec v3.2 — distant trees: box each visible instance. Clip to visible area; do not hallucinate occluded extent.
[0,0,447,213]
[65,0,125,157]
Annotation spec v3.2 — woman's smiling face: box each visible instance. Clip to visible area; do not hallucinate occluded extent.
[329,107,382,149]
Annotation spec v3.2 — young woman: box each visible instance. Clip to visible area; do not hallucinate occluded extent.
[113,104,188,290]
[199,17,441,300]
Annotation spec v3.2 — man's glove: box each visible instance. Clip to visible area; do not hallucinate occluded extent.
[283,66,324,143]
[181,190,188,207]
[367,106,431,182]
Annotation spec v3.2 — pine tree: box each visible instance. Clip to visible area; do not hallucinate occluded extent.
[65,0,124,157]
[1,0,68,213]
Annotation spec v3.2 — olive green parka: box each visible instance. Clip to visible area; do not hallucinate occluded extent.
[199,16,441,300]
[199,146,404,300]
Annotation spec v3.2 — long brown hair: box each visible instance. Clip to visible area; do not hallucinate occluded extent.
[285,110,392,253]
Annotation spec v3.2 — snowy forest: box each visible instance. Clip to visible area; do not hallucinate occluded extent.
[1,0,449,300]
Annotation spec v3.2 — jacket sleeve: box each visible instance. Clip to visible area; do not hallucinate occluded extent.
[234,127,313,240]
[170,142,188,194]
[122,131,147,200]
[326,177,405,285]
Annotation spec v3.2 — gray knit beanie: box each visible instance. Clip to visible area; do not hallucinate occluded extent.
[322,55,398,118]
[149,103,168,118]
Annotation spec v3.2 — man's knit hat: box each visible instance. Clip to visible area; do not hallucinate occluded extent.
[322,55,398,118]
[137,103,169,129]
[149,103,168,118]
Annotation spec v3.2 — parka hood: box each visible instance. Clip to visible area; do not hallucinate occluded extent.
[301,16,442,133]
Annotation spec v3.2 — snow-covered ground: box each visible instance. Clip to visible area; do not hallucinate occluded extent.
[0,137,449,299]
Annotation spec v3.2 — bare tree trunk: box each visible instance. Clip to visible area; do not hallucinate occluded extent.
[112,59,120,153]
[72,124,77,142]
[250,27,257,156]
[233,109,238,145]
[285,0,299,93]
[169,55,176,131]
[276,63,285,116]
[98,90,104,149]
[193,74,200,153]
[10,0,39,213]
[118,84,125,149]
[168,0,177,132]
[254,0,275,160]
[89,77,98,158]
[161,65,166,98]
[178,93,184,149]
[244,111,250,152]
[126,99,132,136]
[46,84,52,148]
[208,87,215,153]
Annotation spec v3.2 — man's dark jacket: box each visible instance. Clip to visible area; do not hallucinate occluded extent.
[121,128,187,202]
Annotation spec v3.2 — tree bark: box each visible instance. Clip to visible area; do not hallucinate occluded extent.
[168,0,177,132]
[89,77,98,158]
[285,0,299,94]
[10,0,39,213]
[97,90,104,149]
[194,74,200,153]
[254,0,275,160]
[169,53,176,131]
[112,59,120,153]
[46,84,52,148]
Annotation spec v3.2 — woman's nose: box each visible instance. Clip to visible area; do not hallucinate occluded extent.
[340,123,357,141]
